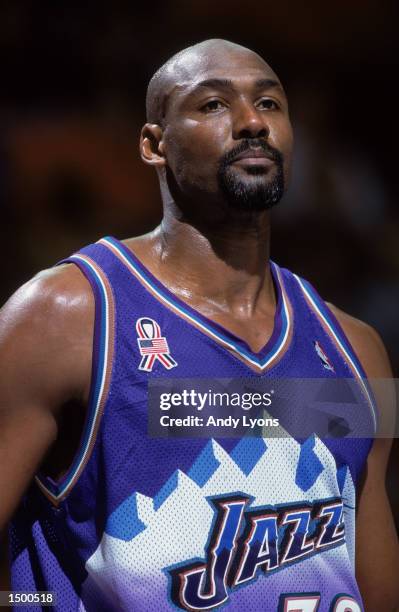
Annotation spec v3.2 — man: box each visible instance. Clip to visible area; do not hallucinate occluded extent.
[0,39,397,611]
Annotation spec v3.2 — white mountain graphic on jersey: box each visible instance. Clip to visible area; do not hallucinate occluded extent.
[79,432,355,612]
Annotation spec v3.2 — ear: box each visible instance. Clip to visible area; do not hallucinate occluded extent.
[140,123,166,167]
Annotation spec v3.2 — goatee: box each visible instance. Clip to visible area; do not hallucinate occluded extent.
[217,139,285,212]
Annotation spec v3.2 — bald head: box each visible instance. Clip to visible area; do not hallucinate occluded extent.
[145,39,280,126]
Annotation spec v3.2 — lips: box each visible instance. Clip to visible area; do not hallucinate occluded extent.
[230,148,275,164]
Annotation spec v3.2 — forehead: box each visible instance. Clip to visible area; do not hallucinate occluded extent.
[167,46,281,97]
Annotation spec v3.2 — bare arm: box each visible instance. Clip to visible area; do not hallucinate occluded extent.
[0,264,93,532]
[329,304,399,611]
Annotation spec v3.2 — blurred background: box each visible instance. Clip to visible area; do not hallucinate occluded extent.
[0,0,398,593]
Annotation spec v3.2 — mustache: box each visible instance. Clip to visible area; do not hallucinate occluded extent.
[221,139,283,166]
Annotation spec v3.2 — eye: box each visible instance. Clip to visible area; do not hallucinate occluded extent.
[257,98,279,110]
[201,99,226,113]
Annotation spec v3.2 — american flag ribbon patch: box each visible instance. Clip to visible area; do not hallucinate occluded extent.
[136,317,178,372]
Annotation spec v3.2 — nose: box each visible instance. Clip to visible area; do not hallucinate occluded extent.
[232,99,269,140]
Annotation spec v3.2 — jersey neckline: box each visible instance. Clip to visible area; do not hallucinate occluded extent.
[99,235,294,372]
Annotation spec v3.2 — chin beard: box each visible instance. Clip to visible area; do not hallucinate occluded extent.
[217,142,285,212]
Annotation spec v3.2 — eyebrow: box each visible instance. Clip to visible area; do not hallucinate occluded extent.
[190,77,283,94]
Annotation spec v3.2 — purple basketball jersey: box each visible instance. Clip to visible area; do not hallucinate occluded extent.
[9,236,376,611]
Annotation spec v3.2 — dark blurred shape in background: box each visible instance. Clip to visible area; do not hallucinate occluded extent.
[0,0,398,588]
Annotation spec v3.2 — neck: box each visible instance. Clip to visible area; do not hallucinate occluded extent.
[145,203,275,317]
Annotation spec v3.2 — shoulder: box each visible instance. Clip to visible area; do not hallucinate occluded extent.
[282,267,392,378]
[1,263,93,331]
[0,263,94,406]
[326,302,392,379]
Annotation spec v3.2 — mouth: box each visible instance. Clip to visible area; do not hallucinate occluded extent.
[229,149,275,168]
[231,157,274,168]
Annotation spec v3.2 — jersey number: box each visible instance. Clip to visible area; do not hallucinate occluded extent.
[279,593,361,611]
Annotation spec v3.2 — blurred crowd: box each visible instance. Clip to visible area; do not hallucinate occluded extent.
[0,0,398,589]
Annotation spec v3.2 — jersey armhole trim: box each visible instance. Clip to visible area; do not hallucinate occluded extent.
[35,253,115,506]
[293,273,378,432]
